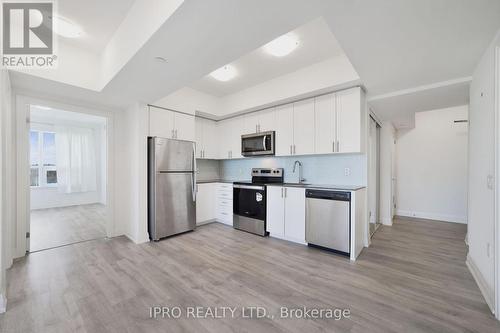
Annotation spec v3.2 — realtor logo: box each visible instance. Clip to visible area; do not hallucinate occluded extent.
[2,1,56,68]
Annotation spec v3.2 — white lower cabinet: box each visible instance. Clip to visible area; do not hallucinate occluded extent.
[266,186,306,244]
[215,183,233,225]
[196,183,216,224]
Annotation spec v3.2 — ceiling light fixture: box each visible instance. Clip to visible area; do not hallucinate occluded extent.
[210,65,237,82]
[53,16,83,38]
[263,34,299,57]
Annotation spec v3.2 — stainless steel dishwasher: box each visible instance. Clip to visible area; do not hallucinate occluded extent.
[305,189,350,256]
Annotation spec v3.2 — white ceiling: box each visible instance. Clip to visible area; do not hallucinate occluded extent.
[321,0,500,96]
[189,18,345,97]
[56,0,135,52]
[10,0,500,117]
[369,78,471,128]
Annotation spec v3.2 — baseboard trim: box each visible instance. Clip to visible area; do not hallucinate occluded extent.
[466,254,495,314]
[196,219,217,226]
[380,217,393,226]
[0,294,6,313]
[396,210,467,224]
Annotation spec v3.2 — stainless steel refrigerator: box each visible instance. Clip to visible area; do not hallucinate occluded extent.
[148,137,196,240]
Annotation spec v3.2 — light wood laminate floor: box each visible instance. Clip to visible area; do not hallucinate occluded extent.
[1,217,498,332]
[30,204,106,252]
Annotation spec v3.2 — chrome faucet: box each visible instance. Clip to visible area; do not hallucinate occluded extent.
[292,160,306,183]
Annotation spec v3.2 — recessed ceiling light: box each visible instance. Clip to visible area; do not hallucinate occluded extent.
[263,34,299,57]
[53,16,83,38]
[210,65,237,82]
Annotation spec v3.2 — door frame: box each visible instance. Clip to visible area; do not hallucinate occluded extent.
[15,94,115,257]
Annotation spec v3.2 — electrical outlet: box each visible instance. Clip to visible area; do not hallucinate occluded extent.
[344,168,350,176]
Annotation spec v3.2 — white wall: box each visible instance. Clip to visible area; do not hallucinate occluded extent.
[0,69,12,312]
[115,103,149,244]
[467,31,500,314]
[379,121,396,226]
[154,87,220,116]
[396,105,468,224]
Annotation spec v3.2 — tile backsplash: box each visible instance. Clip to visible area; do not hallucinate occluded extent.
[216,154,366,185]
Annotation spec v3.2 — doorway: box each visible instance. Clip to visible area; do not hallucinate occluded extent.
[28,105,108,252]
[369,115,381,236]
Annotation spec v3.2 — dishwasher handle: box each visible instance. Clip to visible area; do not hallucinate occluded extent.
[306,190,351,201]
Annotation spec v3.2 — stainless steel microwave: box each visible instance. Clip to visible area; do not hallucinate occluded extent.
[241,131,275,157]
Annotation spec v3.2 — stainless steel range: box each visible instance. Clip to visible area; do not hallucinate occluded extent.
[233,168,284,236]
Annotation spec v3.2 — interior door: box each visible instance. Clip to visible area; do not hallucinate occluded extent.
[155,173,196,239]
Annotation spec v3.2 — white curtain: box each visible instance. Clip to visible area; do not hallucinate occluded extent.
[55,126,97,193]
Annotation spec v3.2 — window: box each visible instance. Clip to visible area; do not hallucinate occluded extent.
[30,130,57,187]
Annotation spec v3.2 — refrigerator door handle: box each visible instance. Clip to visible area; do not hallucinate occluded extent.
[192,143,197,202]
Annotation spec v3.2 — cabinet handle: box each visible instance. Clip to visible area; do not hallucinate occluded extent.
[175,129,178,138]
[281,188,283,198]
[332,141,335,152]
[293,145,296,155]
[284,188,287,198]
[171,129,175,138]
[290,145,292,155]
[336,141,340,152]
[256,124,258,133]
[258,124,261,132]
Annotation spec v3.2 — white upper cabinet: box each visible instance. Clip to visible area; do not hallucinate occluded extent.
[174,112,195,141]
[195,117,204,158]
[243,112,260,134]
[257,108,276,133]
[243,108,276,134]
[314,93,336,154]
[293,98,315,155]
[275,103,294,156]
[149,107,175,139]
[218,117,244,159]
[336,87,363,153]
[195,118,218,159]
[149,106,195,141]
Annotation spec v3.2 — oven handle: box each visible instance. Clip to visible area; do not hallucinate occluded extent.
[263,135,267,151]
[233,184,265,190]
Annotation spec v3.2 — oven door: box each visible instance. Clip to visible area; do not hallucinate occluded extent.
[233,185,266,220]
[241,131,275,156]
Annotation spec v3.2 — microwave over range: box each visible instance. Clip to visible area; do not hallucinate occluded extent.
[241,131,275,157]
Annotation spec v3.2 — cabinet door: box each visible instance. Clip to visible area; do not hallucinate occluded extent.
[243,113,259,135]
[284,187,306,244]
[196,183,215,224]
[314,93,336,154]
[149,107,175,138]
[266,186,285,238]
[293,98,315,155]
[275,104,294,156]
[195,117,204,158]
[203,119,218,159]
[217,120,231,159]
[230,116,245,159]
[336,87,361,153]
[257,108,276,133]
[174,113,195,141]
